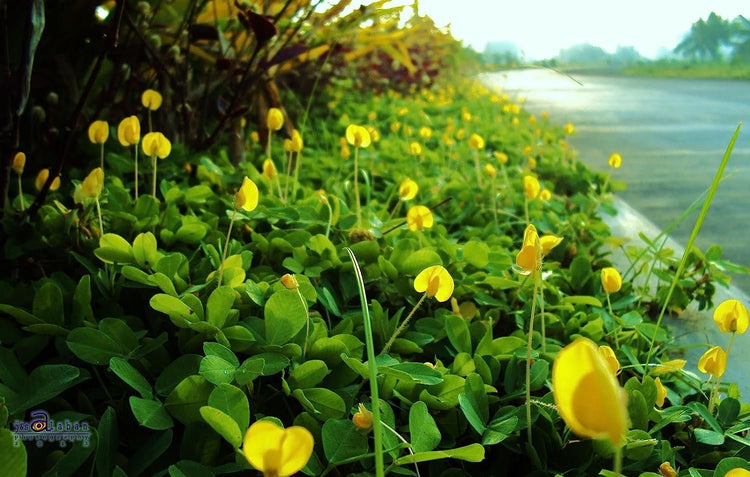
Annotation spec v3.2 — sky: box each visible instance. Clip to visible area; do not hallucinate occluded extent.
[416,0,749,60]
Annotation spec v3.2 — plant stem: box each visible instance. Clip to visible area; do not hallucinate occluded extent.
[709,331,736,413]
[491,177,498,226]
[17,175,24,210]
[607,293,619,348]
[95,196,104,235]
[267,129,272,164]
[148,109,152,132]
[613,445,623,475]
[99,143,104,170]
[354,146,362,228]
[380,421,420,477]
[134,145,139,200]
[473,150,482,188]
[217,208,237,288]
[539,276,546,354]
[292,150,302,199]
[297,287,311,357]
[388,199,403,221]
[324,198,333,238]
[151,154,157,198]
[526,276,539,447]
[382,293,427,354]
[501,163,511,190]
[284,150,293,201]
[524,196,529,225]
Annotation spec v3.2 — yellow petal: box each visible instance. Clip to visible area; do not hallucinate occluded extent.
[651,359,686,376]
[601,267,622,294]
[141,89,163,110]
[267,108,284,131]
[597,345,620,375]
[726,469,750,477]
[277,426,314,477]
[713,299,749,334]
[409,142,422,155]
[290,129,303,152]
[698,345,727,378]
[654,377,667,407]
[515,224,540,273]
[468,133,485,150]
[242,420,286,474]
[523,175,540,199]
[352,403,373,432]
[345,125,371,148]
[406,205,433,231]
[484,163,497,178]
[35,169,50,191]
[552,338,628,445]
[539,234,563,256]
[262,159,277,180]
[414,265,454,302]
[142,132,171,159]
[88,120,109,144]
[81,167,104,199]
[117,116,141,146]
[235,176,259,212]
[12,152,25,175]
[398,178,418,201]
[608,153,622,169]
[539,189,552,201]
[494,151,508,164]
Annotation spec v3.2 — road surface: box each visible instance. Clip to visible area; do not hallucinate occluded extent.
[485,69,750,292]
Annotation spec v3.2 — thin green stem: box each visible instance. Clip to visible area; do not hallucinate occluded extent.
[284,150,293,201]
[217,208,237,288]
[297,287,311,357]
[324,198,333,238]
[491,177,498,226]
[292,150,302,200]
[380,421,420,477]
[95,196,104,235]
[709,332,736,413]
[614,445,623,475]
[644,123,741,375]
[354,146,362,228]
[17,175,24,210]
[148,109,152,132]
[382,293,427,355]
[524,196,529,226]
[607,293,619,348]
[473,150,482,188]
[345,248,384,477]
[151,154,157,198]
[388,198,403,221]
[539,276,546,354]
[99,143,104,170]
[526,276,539,447]
[133,145,139,200]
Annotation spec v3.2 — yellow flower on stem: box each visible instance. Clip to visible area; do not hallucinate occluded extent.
[598,345,620,375]
[523,175,540,199]
[698,345,727,378]
[409,141,422,156]
[654,377,667,407]
[494,151,508,164]
[141,89,162,131]
[366,126,380,142]
[75,168,105,233]
[218,177,258,287]
[713,299,749,334]
[35,168,60,192]
[515,224,541,275]
[352,403,374,432]
[564,122,575,135]
[382,265,454,353]
[241,420,314,477]
[539,234,563,256]
[552,338,629,447]
[484,164,497,178]
[141,132,171,198]
[280,273,299,290]
[419,126,432,140]
[398,178,418,201]
[263,158,277,180]
[539,189,552,201]
[726,469,750,477]
[340,137,350,159]
[468,134,486,187]
[12,152,26,209]
[651,359,687,375]
[601,267,622,294]
[88,120,109,170]
[118,115,141,199]
[345,124,371,229]
[250,131,260,143]
[406,205,433,232]
[267,108,284,131]
[608,153,622,169]
[286,129,304,200]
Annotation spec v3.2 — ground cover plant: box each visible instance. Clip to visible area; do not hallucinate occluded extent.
[2,1,750,476]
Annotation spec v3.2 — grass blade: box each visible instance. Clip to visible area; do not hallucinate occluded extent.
[346,247,384,477]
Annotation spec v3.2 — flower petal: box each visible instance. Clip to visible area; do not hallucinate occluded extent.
[242,420,286,473]
[277,426,315,477]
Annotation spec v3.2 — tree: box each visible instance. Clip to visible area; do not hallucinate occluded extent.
[674,12,733,61]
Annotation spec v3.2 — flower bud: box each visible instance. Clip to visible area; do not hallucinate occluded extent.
[280,274,299,290]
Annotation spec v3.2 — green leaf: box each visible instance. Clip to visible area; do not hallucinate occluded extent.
[0,428,26,477]
[165,376,213,425]
[199,355,236,385]
[109,357,153,399]
[394,443,485,465]
[150,294,199,328]
[569,256,592,291]
[378,362,443,385]
[529,360,549,391]
[291,388,346,421]
[0,304,42,326]
[175,223,208,244]
[203,342,239,367]
[133,232,159,269]
[463,241,489,268]
[289,360,329,389]
[95,233,135,264]
[561,295,602,308]
[155,355,202,397]
[7,364,81,414]
[129,397,174,430]
[482,416,518,446]
[67,327,128,365]
[33,281,64,326]
[398,249,442,275]
[264,289,307,345]
[714,457,750,477]
[694,428,724,445]
[72,275,94,325]
[322,419,369,464]
[458,373,489,434]
[199,406,242,448]
[409,401,441,453]
[95,407,118,477]
[124,430,172,476]
[235,357,265,386]
[718,397,740,426]
[207,383,250,431]
[445,314,472,354]
[419,374,466,410]
[207,286,236,329]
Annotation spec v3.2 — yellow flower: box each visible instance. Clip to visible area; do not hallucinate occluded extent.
[235,176,259,212]
[713,299,749,334]
[368,111,377,121]
[414,265,454,302]
[35,169,60,191]
[523,175,540,199]
[468,133,485,150]
[283,138,292,152]
[12,152,25,175]
[397,107,408,116]
[141,132,171,158]
[515,224,541,274]
[352,403,373,432]
[419,126,432,140]
[266,107,284,131]
[542,111,549,120]
[659,462,678,477]
[552,337,629,445]
[390,121,402,133]
[539,234,563,256]
[484,163,497,178]
[75,167,104,203]
[456,129,465,140]
[345,124,371,148]
[726,469,750,477]
[698,345,727,378]
[280,274,299,290]
[250,131,260,143]
[88,120,109,144]
[512,117,520,126]
[262,158,277,180]
[442,134,455,147]
[539,189,552,201]
[601,267,622,294]
[564,122,575,135]
[117,115,141,146]
[398,178,418,201]
[409,142,422,156]
[462,111,472,121]
[527,157,537,169]
[406,205,433,231]
[340,137,350,159]
[241,420,314,477]
[651,359,687,375]
[494,151,508,164]
[529,114,537,125]
[597,345,620,375]
[655,377,667,407]
[608,153,622,169]
[286,130,303,152]
[511,104,521,114]
[366,125,380,142]
[523,145,533,156]
[141,89,163,110]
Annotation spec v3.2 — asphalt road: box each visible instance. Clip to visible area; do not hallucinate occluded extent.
[485,69,750,292]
